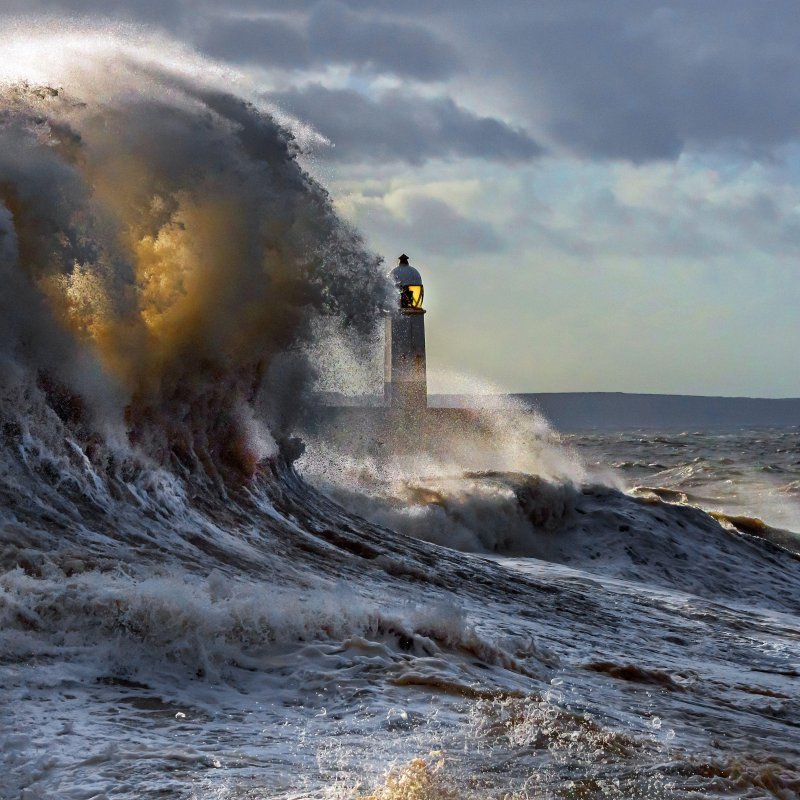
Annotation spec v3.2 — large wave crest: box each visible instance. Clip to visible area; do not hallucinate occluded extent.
[0,29,386,484]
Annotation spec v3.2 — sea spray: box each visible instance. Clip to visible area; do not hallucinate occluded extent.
[0,29,387,481]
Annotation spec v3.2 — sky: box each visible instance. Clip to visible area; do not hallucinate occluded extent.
[4,1,800,397]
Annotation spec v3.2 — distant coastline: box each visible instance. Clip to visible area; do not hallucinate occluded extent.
[318,392,800,430]
[432,392,800,430]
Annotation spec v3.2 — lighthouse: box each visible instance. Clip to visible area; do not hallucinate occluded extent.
[385,254,427,411]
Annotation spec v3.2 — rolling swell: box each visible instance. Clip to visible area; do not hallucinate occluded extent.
[315,468,800,613]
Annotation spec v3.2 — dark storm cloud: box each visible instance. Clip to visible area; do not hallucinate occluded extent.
[6,1,800,162]
[307,1,457,80]
[271,85,543,164]
[194,0,458,80]
[241,0,800,162]
[438,0,800,162]
[195,16,309,69]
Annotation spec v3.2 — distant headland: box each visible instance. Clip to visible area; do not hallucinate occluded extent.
[317,392,800,430]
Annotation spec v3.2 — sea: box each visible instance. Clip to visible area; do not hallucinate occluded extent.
[1,30,799,800]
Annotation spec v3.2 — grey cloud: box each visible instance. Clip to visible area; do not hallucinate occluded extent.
[285,0,800,162]
[194,1,457,80]
[451,0,800,161]
[521,175,800,264]
[9,1,800,162]
[307,0,458,80]
[271,84,543,164]
[195,16,309,69]
[367,195,503,258]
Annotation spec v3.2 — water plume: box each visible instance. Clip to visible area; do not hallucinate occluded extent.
[0,27,387,480]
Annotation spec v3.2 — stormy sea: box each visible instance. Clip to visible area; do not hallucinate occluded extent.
[1,32,798,800]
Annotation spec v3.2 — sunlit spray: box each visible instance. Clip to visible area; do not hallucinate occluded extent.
[0,26,387,479]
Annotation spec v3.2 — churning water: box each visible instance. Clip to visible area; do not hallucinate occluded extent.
[0,28,798,800]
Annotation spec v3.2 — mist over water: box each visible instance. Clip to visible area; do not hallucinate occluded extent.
[0,27,799,800]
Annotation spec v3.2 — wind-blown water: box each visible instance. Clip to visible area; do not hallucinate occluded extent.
[1,30,798,800]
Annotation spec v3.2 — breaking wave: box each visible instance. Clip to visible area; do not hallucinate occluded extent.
[0,26,386,486]
[306,463,800,613]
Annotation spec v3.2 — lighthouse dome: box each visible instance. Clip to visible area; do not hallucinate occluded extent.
[390,262,422,287]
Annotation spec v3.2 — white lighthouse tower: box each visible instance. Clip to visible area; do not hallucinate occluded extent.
[385,254,427,410]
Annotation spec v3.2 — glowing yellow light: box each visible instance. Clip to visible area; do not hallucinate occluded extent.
[400,284,424,309]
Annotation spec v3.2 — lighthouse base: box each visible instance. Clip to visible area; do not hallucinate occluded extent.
[383,381,428,412]
[384,310,427,412]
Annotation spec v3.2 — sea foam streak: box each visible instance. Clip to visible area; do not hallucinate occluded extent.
[1,27,799,800]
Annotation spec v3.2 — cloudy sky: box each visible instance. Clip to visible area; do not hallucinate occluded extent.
[7,1,800,396]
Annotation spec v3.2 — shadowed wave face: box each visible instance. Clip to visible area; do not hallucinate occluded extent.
[0,37,386,483]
